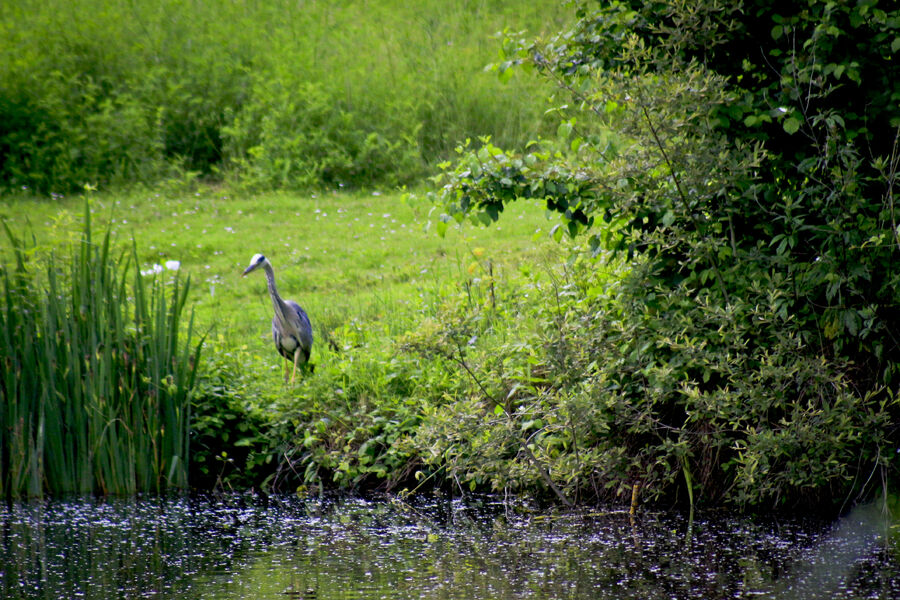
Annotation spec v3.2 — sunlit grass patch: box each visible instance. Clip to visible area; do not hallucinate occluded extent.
[0,187,562,375]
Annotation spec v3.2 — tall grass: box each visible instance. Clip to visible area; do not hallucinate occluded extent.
[0,0,564,193]
[0,208,200,497]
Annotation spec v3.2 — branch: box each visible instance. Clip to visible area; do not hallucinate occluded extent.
[448,340,574,507]
[639,103,731,305]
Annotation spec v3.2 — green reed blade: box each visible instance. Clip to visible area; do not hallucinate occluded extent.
[0,205,198,497]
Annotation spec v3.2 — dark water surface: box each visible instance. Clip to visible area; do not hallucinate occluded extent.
[1,493,897,599]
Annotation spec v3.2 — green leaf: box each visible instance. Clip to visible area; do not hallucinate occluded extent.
[588,234,602,257]
[842,310,859,336]
[550,223,564,242]
[661,210,675,227]
[783,117,801,134]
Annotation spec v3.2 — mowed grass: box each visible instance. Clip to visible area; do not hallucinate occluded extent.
[0,189,565,384]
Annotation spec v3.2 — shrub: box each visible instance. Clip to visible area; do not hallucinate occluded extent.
[424,0,900,509]
[189,339,273,491]
[0,0,561,193]
[221,71,424,190]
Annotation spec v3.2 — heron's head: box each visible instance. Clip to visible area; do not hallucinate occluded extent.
[242,253,268,277]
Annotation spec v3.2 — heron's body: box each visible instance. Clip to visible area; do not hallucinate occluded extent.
[272,299,312,364]
[243,254,313,382]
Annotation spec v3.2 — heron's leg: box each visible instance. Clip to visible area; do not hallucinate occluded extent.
[290,348,301,384]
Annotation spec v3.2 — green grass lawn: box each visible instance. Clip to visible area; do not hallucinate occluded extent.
[1,187,566,383]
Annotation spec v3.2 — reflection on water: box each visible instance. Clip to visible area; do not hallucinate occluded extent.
[1,493,897,599]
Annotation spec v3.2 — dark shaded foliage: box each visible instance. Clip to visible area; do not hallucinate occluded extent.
[429,0,900,509]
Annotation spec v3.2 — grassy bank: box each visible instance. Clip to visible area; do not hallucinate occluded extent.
[0,0,565,193]
[1,187,585,494]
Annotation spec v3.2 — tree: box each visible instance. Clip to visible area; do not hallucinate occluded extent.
[429,0,900,509]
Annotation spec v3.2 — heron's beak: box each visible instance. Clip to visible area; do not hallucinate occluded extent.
[242,264,257,277]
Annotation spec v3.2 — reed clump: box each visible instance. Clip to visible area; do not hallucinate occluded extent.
[0,209,200,497]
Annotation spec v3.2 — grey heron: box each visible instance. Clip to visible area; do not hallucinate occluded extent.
[242,254,313,383]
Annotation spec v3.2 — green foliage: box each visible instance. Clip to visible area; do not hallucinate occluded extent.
[383,251,896,509]
[0,0,244,192]
[0,0,562,193]
[258,282,482,493]
[0,206,200,496]
[0,189,561,499]
[189,339,272,490]
[425,0,900,509]
[222,73,422,190]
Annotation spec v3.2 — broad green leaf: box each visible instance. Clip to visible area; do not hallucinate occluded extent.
[550,223,564,242]
[661,210,676,227]
[783,117,801,134]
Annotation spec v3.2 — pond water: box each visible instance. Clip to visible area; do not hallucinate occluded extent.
[1,493,898,599]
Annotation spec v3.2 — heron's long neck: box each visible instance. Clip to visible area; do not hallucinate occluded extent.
[263,263,291,326]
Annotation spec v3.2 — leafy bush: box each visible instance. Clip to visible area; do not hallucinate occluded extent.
[0,0,253,192]
[264,341,441,493]
[383,252,895,509]
[189,339,272,491]
[221,72,423,190]
[422,0,900,510]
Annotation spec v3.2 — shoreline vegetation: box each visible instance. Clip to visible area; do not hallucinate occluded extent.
[2,0,899,517]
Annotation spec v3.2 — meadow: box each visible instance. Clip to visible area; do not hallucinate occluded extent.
[0,187,562,363]
[0,0,567,193]
[0,0,600,498]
